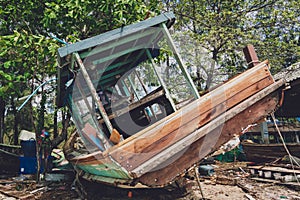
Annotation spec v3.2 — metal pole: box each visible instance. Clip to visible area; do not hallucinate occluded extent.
[17,78,57,112]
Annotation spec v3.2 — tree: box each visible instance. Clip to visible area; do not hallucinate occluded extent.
[164,0,299,91]
[250,0,300,71]
[0,31,59,143]
[0,0,162,144]
[42,0,162,40]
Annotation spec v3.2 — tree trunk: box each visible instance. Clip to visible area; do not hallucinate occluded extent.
[53,73,58,138]
[0,97,5,143]
[11,98,19,145]
[51,111,71,148]
[37,92,46,135]
[53,108,58,138]
[30,74,37,134]
[205,48,218,90]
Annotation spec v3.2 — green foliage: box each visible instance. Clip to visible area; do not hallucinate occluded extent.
[0,0,162,142]
[250,0,300,72]
[0,31,58,99]
[0,0,297,144]
[168,0,299,89]
[42,0,162,39]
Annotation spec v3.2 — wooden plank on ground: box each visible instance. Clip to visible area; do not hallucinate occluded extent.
[0,184,35,200]
[248,166,300,174]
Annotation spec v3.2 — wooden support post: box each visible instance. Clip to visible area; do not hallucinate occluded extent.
[243,45,260,68]
[146,49,177,112]
[128,76,140,101]
[121,79,131,97]
[260,121,269,144]
[74,52,113,147]
[134,70,148,95]
[128,74,153,122]
[295,132,299,143]
[161,23,200,99]
[243,45,269,144]
[134,70,158,119]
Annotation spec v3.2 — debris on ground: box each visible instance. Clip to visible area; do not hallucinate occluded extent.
[0,172,78,200]
[0,162,299,200]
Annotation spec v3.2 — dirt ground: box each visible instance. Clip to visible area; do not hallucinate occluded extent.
[0,162,299,200]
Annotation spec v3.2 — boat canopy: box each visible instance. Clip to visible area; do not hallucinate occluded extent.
[57,12,176,107]
[56,12,202,153]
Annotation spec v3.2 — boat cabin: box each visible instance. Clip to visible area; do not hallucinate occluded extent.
[57,12,200,151]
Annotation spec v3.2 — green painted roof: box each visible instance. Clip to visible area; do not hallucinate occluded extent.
[58,12,175,59]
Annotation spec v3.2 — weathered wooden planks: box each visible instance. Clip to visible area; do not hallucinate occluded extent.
[63,60,283,187]
[63,132,132,181]
[138,86,281,186]
[106,61,275,171]
[242,142,300,163]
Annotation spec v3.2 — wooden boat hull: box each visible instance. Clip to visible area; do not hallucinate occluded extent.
[0,144,22,173]
[242,142,300,163]
[63,61,285,187]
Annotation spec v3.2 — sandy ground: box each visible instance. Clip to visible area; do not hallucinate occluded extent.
[0,162,299,200]
[184,178,300,200]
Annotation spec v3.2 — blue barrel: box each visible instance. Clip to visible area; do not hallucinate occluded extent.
[19,156,53,174]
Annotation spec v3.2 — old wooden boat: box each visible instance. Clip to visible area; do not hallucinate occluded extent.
[242,122,300,163]
[242,141,300,163]
[0,143,22,173]
[241,63,300,164]
[57,12,286,187]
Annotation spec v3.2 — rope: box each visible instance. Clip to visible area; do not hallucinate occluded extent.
[17,78,57,112]
[49,33,68,45]
[270,112,300,184]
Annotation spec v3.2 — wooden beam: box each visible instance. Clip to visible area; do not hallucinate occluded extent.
[127,76,140,101]
[98,87,165,122]
[146,49,177,112]
[74,52,112,149]
[134,70,158,119]
[107,61,271,146]
[131,79,283,177]
[261,121,269,144]
[161,23,200,99]
[243,45,260,68]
